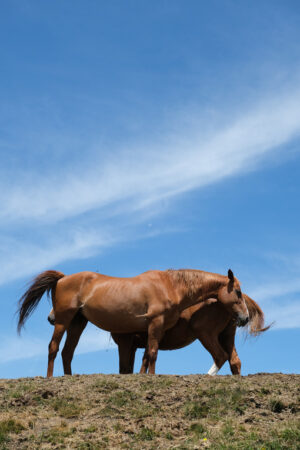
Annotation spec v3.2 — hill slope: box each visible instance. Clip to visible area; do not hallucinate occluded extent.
[0,373,299,449]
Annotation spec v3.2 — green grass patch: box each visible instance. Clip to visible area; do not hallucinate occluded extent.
[0,419,25,443]
[185,402,209,419]
[106,389,137,407]
[83,425,97,433]
[165,431,174,440]
[93,380,119,391]
[189,423,206,437]
[51,397,83,418]
[136,427,158,441]
[270,399,285,413]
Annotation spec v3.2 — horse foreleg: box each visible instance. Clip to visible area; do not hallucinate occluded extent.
[219,323,241,375]
[197,333,229,376]
[61,312,87,375]
[227,346,241,375]
[147,316,164,375]
[116,334,137,374]
[128,345,137,374]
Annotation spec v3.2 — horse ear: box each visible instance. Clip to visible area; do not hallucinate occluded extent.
[228,269,234,282]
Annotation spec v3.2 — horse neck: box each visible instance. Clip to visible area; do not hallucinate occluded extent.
[167,269,226,311]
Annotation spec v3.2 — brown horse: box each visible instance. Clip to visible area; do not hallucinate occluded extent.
[17,268,249,376]
[112,294,269,375]
[49,294,268,376]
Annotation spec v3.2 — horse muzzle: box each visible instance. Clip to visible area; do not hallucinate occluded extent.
[47,315,55,326]
[236,315,249,327]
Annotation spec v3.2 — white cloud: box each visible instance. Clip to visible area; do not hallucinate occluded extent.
[0,229,116,286]
[1,89,300,224]
[0,336,46,363]
[265,302,300,330]
[1,88,300,292]
[0,326,116,364]
[76,326,116,354]
[250,279,300,302]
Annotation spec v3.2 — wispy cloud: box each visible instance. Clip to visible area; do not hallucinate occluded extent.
[1,89,300,224]
[0,229,116,286]
[1,88,300,289]
[250,279,300,302]
[0,326,116,364]
[265,302,300,330]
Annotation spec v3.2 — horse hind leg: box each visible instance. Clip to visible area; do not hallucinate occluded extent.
[61,312,87,375]
[146,315,165,375]
[47,306,82,377]
[139,348,149,374]
[47,323,66,377]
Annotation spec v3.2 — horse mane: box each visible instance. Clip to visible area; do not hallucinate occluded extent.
[166,269,225,298]
[243,294,272,336]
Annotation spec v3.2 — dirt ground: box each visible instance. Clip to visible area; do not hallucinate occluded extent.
[0,373,299,449]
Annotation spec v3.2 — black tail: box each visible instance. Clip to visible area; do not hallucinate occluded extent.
[17,270,65,334]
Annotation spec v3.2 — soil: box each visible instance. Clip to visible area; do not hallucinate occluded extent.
[0,373,299,449]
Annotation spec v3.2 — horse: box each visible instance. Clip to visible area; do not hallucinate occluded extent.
[112,294,269,375]
[49,294,268,376]
[17,268,249,376]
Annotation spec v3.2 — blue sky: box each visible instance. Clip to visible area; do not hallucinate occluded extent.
[1,0,300,378]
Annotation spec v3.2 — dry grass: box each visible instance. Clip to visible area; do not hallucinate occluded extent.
[0,373,299,449]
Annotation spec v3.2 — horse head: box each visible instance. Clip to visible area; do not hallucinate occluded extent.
[218,269,249,327]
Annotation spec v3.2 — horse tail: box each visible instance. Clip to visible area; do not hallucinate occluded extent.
[17,270,65,334]
[243,293,272,336]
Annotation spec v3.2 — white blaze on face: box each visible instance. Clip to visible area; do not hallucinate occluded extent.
[207,362,219,376]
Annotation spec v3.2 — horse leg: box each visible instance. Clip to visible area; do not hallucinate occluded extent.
[228,346,241,375]
[197,332,229,376]
[147,316,164,375]
[117,334,137,374]
[128,345,137,374]
[139,348,149,374]
[47,308,80,377]
[61,312,88,375]
[47,323,66,377]
[219,324,241,375]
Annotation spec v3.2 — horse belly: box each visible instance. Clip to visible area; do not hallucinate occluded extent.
[81,285,149,333]
[159,318,195,350]
[82,307,148,333]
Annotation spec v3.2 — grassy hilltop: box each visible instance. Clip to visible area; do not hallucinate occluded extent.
[0,373,299,449]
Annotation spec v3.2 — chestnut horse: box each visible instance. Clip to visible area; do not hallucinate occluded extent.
[49,294,268,376]
[17,268,248,376]
[112,294,269,375]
